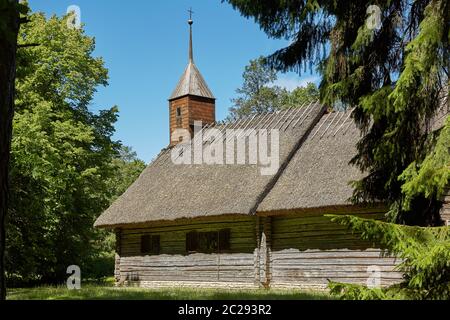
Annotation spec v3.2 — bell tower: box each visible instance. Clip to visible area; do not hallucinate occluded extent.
[168,10,215,146]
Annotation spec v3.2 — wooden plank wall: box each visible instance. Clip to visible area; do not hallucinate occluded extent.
[116,211,403,289]
[269,212,403,289]
[117,216,257,285]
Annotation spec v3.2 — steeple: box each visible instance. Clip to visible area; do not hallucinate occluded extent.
[168,11,216,146]
[169,11,215,101]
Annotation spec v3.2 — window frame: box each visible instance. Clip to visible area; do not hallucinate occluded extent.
[186,229,231,254]
[140,234,161,255]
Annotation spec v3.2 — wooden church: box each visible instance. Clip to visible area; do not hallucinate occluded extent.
[94,17,449,289]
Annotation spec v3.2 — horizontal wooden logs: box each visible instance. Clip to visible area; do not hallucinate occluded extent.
[269,214,401,287]
[117,217,257,283]
[116,212,402,289]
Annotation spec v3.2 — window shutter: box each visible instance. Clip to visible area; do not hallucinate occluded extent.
[219,229,231,251]
[186,231,198,252]
[140,235,151,254]
[151,235,160,254]
[206,231,218,252]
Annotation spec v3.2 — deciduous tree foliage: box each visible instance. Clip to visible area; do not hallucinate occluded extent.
[0,0,26,300]
[289,82,320,107]
[6,12,144,284]
[228,56,319,119]
[107,146,146,203]
[225,0,449,224]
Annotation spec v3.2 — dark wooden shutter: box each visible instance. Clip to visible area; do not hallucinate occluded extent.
[219,228,231,251]
[186,231,198,252]
[198,232,206,252]
[140,235,151,254]
[206,231,218,252]
[151,235,160,254]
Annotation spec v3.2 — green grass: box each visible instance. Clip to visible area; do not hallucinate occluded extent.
[7,284,332,300]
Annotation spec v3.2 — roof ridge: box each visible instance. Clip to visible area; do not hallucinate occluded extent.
[255,107,365,213]
[309,108,356,140]
[250,104,327,215]
[211,101,321,131]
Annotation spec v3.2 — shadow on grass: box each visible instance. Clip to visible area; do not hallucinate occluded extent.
[7,285,332,300]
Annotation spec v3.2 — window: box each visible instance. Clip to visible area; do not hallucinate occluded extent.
[176,107,182,127]
[186,229,230,253]
[140,234,160,254]
[198,231,218,252]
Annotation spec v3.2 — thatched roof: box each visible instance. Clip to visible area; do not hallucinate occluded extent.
[258,94,449,213]
[94,102,327,228]
[95,94,450,228]
[257,109,364,213]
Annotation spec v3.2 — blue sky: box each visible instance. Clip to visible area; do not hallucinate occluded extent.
[29,0,320,163]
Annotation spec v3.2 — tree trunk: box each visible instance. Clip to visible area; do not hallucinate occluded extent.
[0,0,20,300]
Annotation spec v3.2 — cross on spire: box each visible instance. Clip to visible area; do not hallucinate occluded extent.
[188,7,194,21]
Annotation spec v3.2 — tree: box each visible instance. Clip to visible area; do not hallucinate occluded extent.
[228,56,283,119]
[228,56,319,119]
[327,213,450,299]
[225,0,449,224]
[107,146,146,202]
[6,12,120,284]
[289,82,320,107]
[81,146,145,280]
[0,0,27,300]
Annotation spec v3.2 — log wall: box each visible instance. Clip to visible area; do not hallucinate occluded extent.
[115,211,403,289]
[116,216,257,286]
[269,212,402,289]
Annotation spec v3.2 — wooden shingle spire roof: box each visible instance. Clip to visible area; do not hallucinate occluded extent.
[169,14,215,101]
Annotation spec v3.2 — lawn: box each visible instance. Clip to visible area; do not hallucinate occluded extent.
[7,284,332,300]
